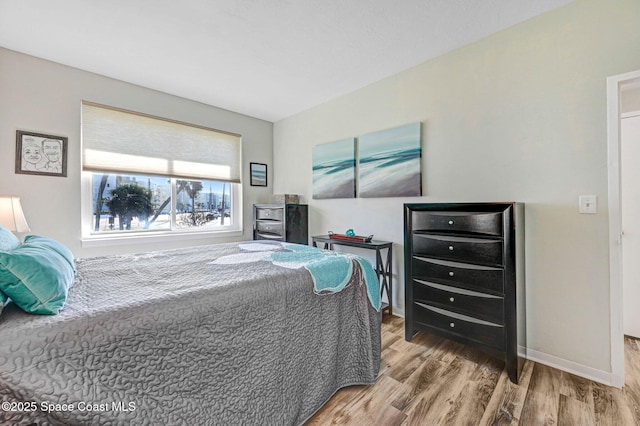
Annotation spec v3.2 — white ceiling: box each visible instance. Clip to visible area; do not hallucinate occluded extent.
[0,0,574,122]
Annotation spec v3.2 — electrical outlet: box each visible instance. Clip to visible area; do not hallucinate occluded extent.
[579,195,597,214]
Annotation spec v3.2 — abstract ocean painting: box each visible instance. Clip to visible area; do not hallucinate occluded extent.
[312,138,356,199]
[250,162,267,186]
[358,122,422,198]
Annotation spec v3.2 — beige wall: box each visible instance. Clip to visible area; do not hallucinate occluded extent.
[0,48,274,257]
[273,0,640,376]
[622,87,640,113]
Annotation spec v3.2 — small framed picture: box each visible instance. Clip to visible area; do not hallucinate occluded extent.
[15,130,68,177]
[250,162,267,187]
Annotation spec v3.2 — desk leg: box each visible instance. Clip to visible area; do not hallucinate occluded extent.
[375,247,393,316]
[386,246,392,315]
[312,241,331,250]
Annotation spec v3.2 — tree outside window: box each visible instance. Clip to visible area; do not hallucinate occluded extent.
[106,184,153,230]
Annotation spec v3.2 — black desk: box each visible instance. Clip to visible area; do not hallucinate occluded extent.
[312,235,393,315]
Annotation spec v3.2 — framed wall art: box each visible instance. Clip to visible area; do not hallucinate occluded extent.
[312,138,356,199]
[250,162,267,186]
[15,130,68,177]
[358,122,422,197]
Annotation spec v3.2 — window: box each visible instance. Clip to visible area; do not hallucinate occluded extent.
[91,173,234,233]
[81,102,242,240]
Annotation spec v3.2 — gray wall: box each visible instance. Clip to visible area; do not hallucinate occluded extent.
[273,0,640,378]
[0,47,274,257]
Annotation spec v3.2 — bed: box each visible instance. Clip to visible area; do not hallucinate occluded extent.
[0,240,381,425]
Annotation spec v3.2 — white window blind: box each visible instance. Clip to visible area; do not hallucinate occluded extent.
[82,102,241,183]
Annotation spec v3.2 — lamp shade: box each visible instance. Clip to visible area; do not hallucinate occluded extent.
[0,196,31,232]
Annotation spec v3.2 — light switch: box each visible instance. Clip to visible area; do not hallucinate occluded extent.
[579,195,597,214]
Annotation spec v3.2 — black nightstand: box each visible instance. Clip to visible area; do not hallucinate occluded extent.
[253,204,308,245]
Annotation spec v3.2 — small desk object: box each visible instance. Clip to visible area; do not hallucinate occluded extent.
[312,235,393,315]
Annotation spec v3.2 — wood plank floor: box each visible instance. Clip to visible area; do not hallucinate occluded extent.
[306,314,640,425]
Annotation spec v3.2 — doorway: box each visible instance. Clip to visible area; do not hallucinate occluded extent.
[622,108,640,338]
[607,69,640,388]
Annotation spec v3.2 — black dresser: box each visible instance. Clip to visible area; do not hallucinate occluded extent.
[404,203,525,383]
[253,204,308,245]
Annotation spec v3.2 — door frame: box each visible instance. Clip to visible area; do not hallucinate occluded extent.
[607,69,640,388]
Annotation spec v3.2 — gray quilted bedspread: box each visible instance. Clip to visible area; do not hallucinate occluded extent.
[0,241,381,425]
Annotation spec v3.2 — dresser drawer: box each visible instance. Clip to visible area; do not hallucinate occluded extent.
[412,234,503,266]
[413,279,503,324]
[413,302,504,350]
[255,220,284,237]
[411,211,504,236]
[412,256,504,294]
[255,207,284,221]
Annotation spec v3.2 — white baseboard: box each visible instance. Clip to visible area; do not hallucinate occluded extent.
[524,347,622,388]
[389,309,404,318]
[391,314,623,388]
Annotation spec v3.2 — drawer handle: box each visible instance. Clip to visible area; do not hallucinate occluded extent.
[449,271,454,277]
[449,322,455,328]
[448,245,454,251]
[449,297,455,302]
[448,220,454,225]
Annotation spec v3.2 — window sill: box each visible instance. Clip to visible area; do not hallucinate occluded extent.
[81,228,244,248]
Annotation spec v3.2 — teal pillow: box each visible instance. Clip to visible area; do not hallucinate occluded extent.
[23,235,76,271]
[0,225,20,252]
[0,235,76,315]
